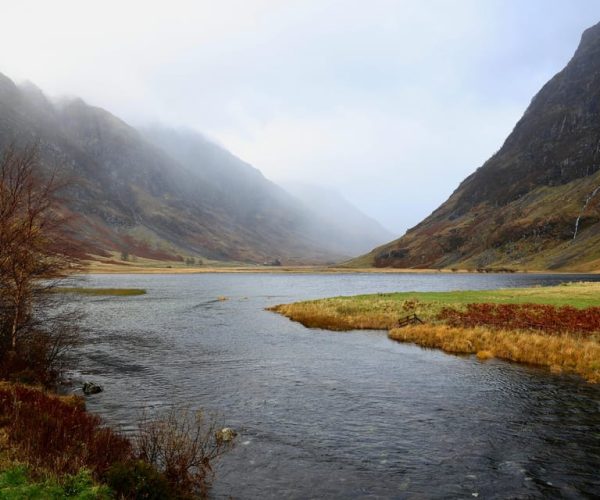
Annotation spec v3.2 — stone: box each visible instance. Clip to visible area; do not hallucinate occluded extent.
[216,427,237,443]
[82,382,103,395]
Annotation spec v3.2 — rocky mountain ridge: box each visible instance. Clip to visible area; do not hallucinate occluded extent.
[356,21,600,271]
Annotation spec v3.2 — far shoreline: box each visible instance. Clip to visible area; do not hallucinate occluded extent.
[80,262,600,275]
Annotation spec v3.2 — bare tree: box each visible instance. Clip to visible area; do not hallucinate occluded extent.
[0,144,82,385]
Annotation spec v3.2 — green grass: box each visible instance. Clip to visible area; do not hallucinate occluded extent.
[0,467,111,499]
[54,288,146,296]
[269,282,600,382]
[269,282,600,330]
[359,283,600,308]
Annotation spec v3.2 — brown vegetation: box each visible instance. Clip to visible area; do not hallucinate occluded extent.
[268,301,396,330]
[0,144,82,386]
[438,303,600,335]
[136,407,235,498]
[0,383,131,478]
[0,383,235,498]
[269,284,600,382]
[389,324,600,382]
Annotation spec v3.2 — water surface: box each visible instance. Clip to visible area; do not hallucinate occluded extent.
[73,273,600,499]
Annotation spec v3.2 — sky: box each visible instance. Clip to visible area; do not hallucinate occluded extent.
[2,0,600,236]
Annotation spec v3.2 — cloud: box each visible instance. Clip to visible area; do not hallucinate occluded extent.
[1,0,599,233]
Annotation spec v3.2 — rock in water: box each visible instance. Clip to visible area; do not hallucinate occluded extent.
[216,427,237,443]
[82,382,103,395]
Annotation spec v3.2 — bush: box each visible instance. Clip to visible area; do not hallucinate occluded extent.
[0,384,235,498]
[0,384,131,477]
[135,407,235,498]
[105,460,173,499]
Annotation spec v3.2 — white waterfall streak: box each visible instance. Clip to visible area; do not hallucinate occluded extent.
[573,185,600,239]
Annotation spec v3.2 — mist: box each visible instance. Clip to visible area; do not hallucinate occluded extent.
[2,1,600,234]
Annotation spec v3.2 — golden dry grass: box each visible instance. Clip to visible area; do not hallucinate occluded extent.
[268,282,600,331]
[267,301,400,330]
[389,325,600,382]
[269,283,600,382]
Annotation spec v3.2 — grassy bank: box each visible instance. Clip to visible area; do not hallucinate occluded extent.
[0,383,123,498]
[268,282,600,382]
[54,287,146,296]
[0,467,109,499]
[268,282,600,330]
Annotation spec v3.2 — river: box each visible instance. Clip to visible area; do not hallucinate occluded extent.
[73,272,600,499]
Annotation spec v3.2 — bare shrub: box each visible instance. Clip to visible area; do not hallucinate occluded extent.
[135,407,236,498]
[0,143,82,386]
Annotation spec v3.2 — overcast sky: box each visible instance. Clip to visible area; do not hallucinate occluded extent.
[2,1,600,235]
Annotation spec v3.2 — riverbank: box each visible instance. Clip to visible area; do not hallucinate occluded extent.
[0,383,121,498]
[54,287,146,296]
[81,252,600,274]
[84,260,465,274]
[83,261,597,275]
[268,282,600,382]
[0,382,234,498]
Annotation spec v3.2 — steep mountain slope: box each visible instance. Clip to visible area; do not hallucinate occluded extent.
[141,126,395,258]
[280,181,395,255]
[0,74,363,264]
[357,21,600,271]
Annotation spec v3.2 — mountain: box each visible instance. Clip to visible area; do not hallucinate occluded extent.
[140,125,395,259]
[0,74,379,264]
[280,182,394,255]
[355,21,600,272]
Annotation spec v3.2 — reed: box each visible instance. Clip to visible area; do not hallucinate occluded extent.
[269,282,600,382]
[388,325,600,382]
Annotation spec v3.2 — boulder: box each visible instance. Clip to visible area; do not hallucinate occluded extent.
[216,427,237,443]
[82,382,103,395]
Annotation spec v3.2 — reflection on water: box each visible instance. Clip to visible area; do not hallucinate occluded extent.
[73,273,600,499]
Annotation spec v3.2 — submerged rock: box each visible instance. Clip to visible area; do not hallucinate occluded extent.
[82,382,103,395]
[216,427,237,443]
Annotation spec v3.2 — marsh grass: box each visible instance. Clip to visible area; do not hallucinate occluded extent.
[389,325,600,382]
[268,282,600,331]
[54,288,146,296]
[268,282,600,382]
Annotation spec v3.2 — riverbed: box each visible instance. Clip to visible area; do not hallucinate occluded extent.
[73,273,600,499]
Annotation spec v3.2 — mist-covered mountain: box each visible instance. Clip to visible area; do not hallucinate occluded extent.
[0,73,386,264]
[280,182,394,255]
[355,21,600,272]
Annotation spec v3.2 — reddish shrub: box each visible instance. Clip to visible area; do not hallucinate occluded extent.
[438,303,600,335]
[0,384,132,477]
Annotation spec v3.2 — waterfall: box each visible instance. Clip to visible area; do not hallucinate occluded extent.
[573,185,600,239]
